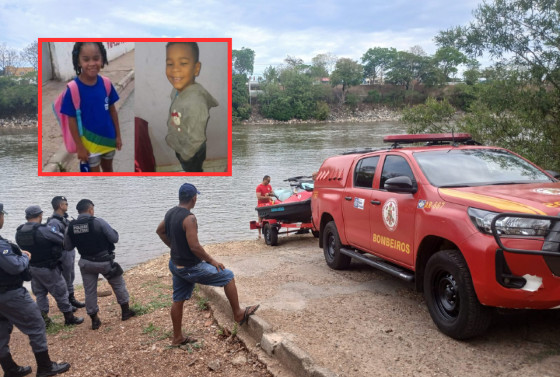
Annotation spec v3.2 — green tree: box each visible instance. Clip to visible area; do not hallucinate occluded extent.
[330,58,363,103]
[402,97,456,133]
[232,47,255,76]
[436,0,560,91]
[259,58,330,121]
[263,66,279,83]
[462,60,482,85]
[311,53,337,76]
[436,0,560,170]
[259,82,294,121]
[385,51,422,90]
[0,76,37,117]
[283,55,309,74]
[232,74,251,122]
[308,55,329,79]
[433,46,468,83]
[361,47,397,84]
[460,68,560,171]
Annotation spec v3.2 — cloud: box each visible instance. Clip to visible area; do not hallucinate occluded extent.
[0,0,484,73]
[229,25,439,76]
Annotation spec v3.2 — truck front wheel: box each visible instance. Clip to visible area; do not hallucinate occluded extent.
[323,221,351,270]
[424,250,492,340]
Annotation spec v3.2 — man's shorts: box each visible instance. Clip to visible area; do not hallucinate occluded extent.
[169,259,234,302]
[88,150,116,168]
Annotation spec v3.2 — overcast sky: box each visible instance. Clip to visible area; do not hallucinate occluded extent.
[1,0,483,75]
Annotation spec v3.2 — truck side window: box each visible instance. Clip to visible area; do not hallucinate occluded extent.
[380,155,416,189]
[354,156,380,188]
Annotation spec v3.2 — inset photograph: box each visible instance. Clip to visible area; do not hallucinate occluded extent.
[40,40,135,173]
[135,41,229,173]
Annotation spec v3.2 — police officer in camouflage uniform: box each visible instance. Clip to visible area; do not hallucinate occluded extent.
[15,205,83,327]
[46,196,85,309]
[64,199,135,330]
[0,203,71,377]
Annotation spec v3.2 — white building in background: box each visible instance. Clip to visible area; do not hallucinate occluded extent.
[248,79,263,98]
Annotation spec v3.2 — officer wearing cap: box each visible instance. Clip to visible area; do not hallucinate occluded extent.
[15,205,84,328]
[46,196,85,309]
[156,183,259,346]
[64,199,135,330]
[0,203,71,377]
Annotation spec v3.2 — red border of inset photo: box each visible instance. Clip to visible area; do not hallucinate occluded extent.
[38,37,232,177]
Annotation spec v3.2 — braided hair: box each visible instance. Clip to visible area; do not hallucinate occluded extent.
[72,42,109,76]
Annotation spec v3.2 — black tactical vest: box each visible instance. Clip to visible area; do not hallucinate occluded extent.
[67,217,114,257]
[15,223,61,267]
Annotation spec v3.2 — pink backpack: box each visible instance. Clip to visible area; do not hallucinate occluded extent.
[52,76,111,153]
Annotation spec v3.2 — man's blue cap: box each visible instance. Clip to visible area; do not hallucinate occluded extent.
[179,183,200,201]
[0,203,7,215]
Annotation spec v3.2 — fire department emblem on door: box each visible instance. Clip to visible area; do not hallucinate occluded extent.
[382,198,398,231]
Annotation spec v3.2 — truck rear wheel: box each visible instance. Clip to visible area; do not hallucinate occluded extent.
[424,250,492,340]
[263,223,278,246]
[323,221,351,270]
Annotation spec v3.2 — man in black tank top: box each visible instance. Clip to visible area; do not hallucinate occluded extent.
[156,183,259,347]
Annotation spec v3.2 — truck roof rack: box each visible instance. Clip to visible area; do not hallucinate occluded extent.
[341,147,385,155]
[383,133,480,148]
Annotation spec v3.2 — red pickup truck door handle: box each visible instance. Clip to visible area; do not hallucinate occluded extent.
[370,200,381,205]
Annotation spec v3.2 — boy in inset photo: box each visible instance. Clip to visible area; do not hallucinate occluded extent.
[165,42,218,172]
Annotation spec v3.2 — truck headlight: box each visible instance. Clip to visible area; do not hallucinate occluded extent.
[468,208,550,236]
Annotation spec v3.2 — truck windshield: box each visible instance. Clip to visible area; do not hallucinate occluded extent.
[414,149,554,187]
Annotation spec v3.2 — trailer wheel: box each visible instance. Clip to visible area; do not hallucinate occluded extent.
[424,250,492,339]
[263,223,278,246]
[323,221,351,269]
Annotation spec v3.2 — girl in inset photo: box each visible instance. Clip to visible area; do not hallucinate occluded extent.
[61,42,122,172]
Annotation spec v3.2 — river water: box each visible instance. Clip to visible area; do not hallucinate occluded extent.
[1,121,406,281]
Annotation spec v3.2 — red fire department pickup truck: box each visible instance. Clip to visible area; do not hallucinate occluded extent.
[311,133,560,339]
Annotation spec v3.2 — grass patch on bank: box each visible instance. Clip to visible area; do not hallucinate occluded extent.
[131,293,172,316]
[131,279,173,315]
[196,296,209,311]
[45,316,77,337]
[193,284,209,311]
[141,322,173,345]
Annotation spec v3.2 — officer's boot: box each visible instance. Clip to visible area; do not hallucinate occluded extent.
[90,313,101,330]
[0,353,32,377]
[40,311,53,328]
[34,351,70,377]
[68,293,85,309]
[63,311,84,326]
[120,302,136,321]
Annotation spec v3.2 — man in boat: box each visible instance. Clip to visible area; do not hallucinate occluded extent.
[156,183,259,347]
[255,175,275,238]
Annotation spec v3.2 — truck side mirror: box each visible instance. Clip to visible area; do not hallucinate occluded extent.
[384,176,417,194]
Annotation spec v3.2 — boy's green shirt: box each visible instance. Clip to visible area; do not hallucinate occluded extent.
[166,83,219,161]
